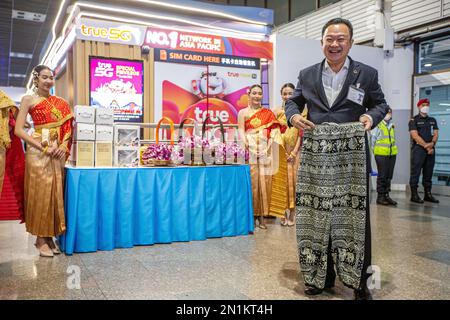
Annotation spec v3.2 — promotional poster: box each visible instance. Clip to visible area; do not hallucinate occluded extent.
[90,57,144,122]
[154,50,261,127]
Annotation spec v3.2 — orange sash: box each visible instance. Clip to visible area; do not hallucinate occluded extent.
[244,108,285,138]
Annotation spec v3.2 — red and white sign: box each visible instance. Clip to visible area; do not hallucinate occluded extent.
[144,27,273,60]
[144,28,225,54]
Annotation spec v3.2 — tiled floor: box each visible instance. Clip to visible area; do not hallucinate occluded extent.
[1,191,449,300]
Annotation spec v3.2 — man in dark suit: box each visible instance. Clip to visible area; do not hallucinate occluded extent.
[285,18,389,300]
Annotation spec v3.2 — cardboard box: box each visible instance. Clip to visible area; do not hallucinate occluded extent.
[67,142,76,166]
[114,147,140,167]
[96,125,113,141]
[95,141,113,167]
[74,141,95,167]
[74,123,96,141]
[96,108,114,125]
[74,105,95,124]
[114,125,140,147]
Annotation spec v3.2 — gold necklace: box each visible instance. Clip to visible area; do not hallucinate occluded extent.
[34,92,50,99]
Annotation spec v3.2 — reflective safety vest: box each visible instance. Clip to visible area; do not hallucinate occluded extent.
[374,121,398,156]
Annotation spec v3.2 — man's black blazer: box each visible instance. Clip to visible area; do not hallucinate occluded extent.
[285,56,389,128]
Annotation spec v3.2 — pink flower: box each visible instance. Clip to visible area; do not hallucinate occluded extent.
[143,143,173,161]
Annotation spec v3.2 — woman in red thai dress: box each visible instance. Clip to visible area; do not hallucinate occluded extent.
[0,90,25,221]
[15,65,73,257]
[238,84,284,229]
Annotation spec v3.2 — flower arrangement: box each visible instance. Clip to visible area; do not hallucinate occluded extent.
[142,143,173,165]
[214,142,249,164]
[172,135,213,165]
[145,117,175,166]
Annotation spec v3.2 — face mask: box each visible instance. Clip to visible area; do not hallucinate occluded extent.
[384,114,391,121]
[420,106,430,114]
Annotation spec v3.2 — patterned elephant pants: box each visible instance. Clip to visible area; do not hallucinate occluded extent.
[296,122,368,290]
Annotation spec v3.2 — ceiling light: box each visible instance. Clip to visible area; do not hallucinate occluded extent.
[75,2,264,37]
[81,12,266,40]
[8,73,27,78]
[10,52,33,59]
[12,10,46,22]
[133,0,269,26]
[424,63,432,67]
[439,103,450,106]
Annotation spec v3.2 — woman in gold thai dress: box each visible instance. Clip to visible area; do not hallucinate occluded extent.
[269,83,305,226]
[238,85,283,229]
[15,65,73,257]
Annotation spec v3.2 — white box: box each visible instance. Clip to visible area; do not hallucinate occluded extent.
[74,105,95,123]
[96,108,114,125]
[74,141,95,167]
[74,123,96,141]
[114,147,140,167]
[95,142,113,167]
[67,142,76,166]
[114,125,140,147]
[96,125,113,141]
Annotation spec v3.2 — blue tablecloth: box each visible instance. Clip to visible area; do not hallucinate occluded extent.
[59,165,254,254]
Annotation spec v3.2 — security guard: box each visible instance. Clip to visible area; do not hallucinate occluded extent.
[372,107,397,206]
[409,98,439,203]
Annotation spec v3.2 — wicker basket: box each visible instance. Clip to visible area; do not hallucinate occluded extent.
[152,117,174,166]
[141,159,154,167]
[153,159,171,166]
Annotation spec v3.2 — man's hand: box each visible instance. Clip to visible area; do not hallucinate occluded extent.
[424,142,434,151]
[428,148,434,155]
[291,114,315,130]
[359,115,372,131]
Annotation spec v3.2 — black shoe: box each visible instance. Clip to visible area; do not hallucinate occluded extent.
[304,282,334,296]
[304,286,323,295]
[424,192,439,203]
[376,193,390,205]
[385,194,397,206]
[354,287,373,300]
[410,188,424,203]
[324,282,335,289]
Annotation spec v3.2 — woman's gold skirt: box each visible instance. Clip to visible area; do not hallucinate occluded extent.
[24,146,66,237]
[269,144,301,217]
[250,159,273,217]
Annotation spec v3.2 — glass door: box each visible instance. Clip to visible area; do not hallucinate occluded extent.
[414,71,450,194]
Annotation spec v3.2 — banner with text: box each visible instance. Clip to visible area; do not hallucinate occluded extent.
[144,27,272,60]
[155,49,260,69]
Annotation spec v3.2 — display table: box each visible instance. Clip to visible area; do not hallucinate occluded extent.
[59,165,254,254]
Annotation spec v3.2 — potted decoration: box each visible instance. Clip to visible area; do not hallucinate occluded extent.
[143,117,174,166]
[202,116,225,165]
[172,118,196,166]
